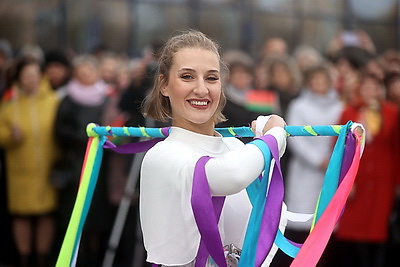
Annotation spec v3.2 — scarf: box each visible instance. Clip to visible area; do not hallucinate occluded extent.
[66,79,108,107]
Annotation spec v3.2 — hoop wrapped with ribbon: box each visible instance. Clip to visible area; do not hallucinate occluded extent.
[56,121,364,267]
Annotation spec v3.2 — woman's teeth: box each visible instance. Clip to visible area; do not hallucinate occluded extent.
[190,100,208,106]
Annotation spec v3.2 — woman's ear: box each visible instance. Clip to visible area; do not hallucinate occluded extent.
[159,75,169,96]
[161,87,169,97]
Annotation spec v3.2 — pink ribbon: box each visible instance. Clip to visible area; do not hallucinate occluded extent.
[290,133,361,266]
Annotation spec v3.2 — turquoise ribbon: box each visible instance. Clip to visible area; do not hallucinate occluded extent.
[314,121,352,223]
[239,139,272,266]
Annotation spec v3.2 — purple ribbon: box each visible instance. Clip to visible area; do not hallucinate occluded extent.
[191,156,227,267]
[255,135,284,266]
[100,130,288,266]
[336,131,356,220]
[339,132,356,185]
[103,138,163,154]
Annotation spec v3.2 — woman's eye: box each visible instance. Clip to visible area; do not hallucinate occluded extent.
[181,74,193,80]
[207,76,219,82]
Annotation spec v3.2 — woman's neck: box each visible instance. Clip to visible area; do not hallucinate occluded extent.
[172,121,216,136]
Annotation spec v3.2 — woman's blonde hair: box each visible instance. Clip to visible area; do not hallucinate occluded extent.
[142,30,227,124]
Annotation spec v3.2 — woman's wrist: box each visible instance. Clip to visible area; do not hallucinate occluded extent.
[258,127,287,158]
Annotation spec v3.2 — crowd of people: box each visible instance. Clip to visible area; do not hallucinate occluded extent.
[0,27,399,267]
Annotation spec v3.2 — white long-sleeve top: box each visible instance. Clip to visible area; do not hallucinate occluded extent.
[140,126,287,266]
[285,89,343,230]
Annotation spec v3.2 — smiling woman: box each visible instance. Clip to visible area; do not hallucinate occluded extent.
[139,30,288,266]
[159,47,222,135]
[143,31,228,133]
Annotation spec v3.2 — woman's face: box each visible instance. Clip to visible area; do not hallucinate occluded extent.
[45,62,69,88]
[161,47,222,135]
[74,63,99,86]
[230,65,253,90]
[100,57,119,84]
[270,63,291,90]
[308,72,330,95]
[359,77,382,105]
[19,63,41,94]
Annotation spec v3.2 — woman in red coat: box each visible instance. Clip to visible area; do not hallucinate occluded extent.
[331,73,400,267]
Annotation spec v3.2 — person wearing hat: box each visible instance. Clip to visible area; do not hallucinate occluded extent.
[43,50,72,98]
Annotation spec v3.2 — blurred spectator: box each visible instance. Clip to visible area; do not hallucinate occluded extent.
[362,55,385,82]
[98,52,121,87]
[99,60,137,266]
[0,38,13,266]
[260,37,288,59]
[115,60,133,92]
[380,49,400,74]
[256,55,300,177]
[90,43,111,60]
[327,29,377,103]
[273,64,343,266]
[0,56,60,267]
[217,50,266,142]
[330,73,400,267]
[384,70,400,267]
[53,54,112,266]
[119,39,164,128]
[331,46,372,104]
[256,37,289,89]
[326,29,376,60]
[293,45,324,74]
[101,60,132,128]
[18,44,45,64]
[257,56,301,117]
[256,37,294,100]
[0,39,13,97]
[384,71,400,107]
[43,50,72,95]
[101,61,132,205]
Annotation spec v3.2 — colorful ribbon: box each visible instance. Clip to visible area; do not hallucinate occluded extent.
[56,122,363,267]
[291,129,362,266]
[90,125,345,138]
[254,135,284,266]
[240,141,272,267]
[191,156,227,267]
[312,121,351,227]
[56,128,107,266]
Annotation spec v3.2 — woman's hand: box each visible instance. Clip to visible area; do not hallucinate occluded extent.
[251,115,286,137]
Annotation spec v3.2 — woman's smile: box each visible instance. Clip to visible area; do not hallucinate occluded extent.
[188,99,210,109]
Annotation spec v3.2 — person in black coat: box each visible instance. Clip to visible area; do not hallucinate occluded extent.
[53,54,112,266]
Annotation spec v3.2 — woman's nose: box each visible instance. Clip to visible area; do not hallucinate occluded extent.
[194,79,209,96]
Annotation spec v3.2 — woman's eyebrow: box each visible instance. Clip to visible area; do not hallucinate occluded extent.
[178,67,195,72]
[208,69,220,74]
[177,68,220,75]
